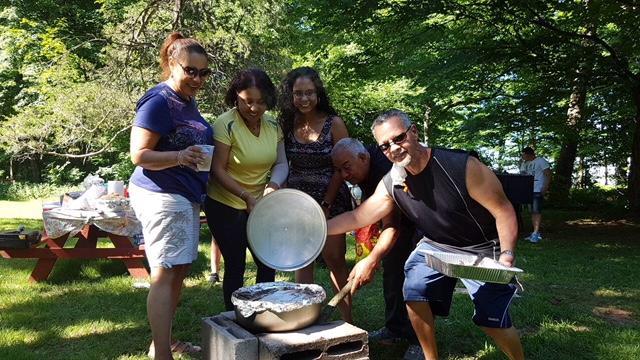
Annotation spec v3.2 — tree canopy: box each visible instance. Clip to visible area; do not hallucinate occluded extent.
[0,0,638,210]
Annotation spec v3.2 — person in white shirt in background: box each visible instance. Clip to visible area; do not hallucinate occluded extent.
[519,146,551,243]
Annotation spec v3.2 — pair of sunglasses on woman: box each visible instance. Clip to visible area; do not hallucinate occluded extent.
[178,63,212,78]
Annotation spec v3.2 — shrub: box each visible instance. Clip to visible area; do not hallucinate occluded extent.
[0,182,78,201]
[560,186,628,211]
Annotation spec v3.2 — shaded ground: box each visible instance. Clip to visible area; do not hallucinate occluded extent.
[0,209,639,359]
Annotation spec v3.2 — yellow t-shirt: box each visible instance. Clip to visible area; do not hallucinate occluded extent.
[207,108,283,209]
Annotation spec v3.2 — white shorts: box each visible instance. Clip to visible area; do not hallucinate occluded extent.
[129,183,200,268]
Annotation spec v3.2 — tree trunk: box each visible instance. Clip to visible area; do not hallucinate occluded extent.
[552,80,587,201]
[172,0,183,31]
[629,85,640,212]
[28,157,41,182]
[422,106,431,145]
[604,157,608,185]
[9,156,14,181]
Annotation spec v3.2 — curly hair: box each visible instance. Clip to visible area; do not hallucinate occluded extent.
[224,68,277,109]
[278,67,337,136]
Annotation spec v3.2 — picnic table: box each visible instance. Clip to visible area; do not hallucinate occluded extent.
[0,206,149,283]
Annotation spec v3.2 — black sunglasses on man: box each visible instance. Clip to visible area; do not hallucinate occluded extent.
[378,124,414,152]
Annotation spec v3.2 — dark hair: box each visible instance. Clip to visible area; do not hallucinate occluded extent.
[469,150,480,159]
[159,32,207,80]
[278,67,337,136]
[224,68,277,109]
[522,146,535,155]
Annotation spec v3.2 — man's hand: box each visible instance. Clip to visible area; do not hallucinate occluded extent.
[347,257,380,296]
[498,252,515,267]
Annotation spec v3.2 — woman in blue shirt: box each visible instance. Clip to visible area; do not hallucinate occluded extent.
[129,32,213,359]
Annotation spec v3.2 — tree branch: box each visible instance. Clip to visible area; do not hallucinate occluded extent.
[525,7,639,84]
[40,125,131,159]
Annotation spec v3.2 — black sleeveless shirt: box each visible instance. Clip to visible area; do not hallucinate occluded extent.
[383,148,498,251]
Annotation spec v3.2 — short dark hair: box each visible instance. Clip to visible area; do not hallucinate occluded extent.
[522,146,535,155]
[224,68,277,109]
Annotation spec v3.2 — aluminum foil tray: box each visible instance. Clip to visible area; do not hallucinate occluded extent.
[420,250,523,284]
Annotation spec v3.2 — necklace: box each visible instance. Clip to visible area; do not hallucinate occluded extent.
[245,120,261,135]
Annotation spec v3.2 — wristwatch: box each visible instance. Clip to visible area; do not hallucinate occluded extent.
[320,200,332,209]
[500,249,515,257]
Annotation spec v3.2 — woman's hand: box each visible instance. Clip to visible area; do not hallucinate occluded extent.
[244,195,257,213]
[321,204,331,218]
[263,182,280,197]
[178,145,206,170]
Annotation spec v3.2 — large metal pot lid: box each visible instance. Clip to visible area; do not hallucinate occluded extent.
[247,189,326,271]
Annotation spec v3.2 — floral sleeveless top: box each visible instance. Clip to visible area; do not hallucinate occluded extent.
[285,116,352,217]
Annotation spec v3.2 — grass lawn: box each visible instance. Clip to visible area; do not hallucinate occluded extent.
[0,200,53,219]
[1,210,639,359]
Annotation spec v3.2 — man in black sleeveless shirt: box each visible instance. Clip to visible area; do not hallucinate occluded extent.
[331,138,417,349]
[327,110,524,360]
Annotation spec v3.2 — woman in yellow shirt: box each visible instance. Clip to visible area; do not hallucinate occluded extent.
[204,68,288,310]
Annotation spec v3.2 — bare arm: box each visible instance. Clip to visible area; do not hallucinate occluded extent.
[466,157,518,267]
[211,140,257,211]
[542,168,552,194]
[322,116,350,211]
[327,179,395,235]
[130,126,204,171]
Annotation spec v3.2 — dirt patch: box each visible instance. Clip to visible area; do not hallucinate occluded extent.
[592,306,637,325]
[0,200,45,219]
[565,218,638,227]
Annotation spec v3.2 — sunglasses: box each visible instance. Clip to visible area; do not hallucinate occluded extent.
[178,63,212,78]
[378,125,414,152]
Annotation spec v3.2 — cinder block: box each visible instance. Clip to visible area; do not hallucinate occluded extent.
[212,311,369,360]
[201,314,259,360]
[257,321,369,360]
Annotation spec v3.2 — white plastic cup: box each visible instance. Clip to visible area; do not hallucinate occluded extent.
[196,144,214,172]
[107,180,125,196]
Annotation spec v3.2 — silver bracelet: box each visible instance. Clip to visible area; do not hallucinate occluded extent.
[176,150,182,167]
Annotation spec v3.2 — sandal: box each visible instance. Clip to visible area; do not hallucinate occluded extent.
[209,273,220,284]
[148,340,202,358]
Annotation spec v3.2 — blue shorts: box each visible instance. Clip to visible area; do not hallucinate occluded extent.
[403,242,518,328]
[531,192,543,214]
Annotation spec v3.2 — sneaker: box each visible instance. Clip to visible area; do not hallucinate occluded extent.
[403,344,424,360]
[368,327,403,345]
[208,273,220,284]
[528,232,542,243]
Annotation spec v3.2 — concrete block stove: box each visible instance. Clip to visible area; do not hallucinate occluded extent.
[202,311,369,360]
